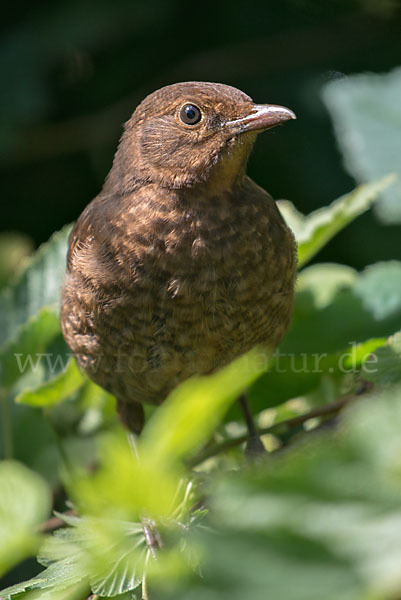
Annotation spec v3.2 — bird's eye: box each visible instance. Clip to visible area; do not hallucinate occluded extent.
[179,104,202,125]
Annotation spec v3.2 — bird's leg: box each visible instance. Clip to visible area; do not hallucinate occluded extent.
[116,397,145,459]
[238,393,266,458]
[117,398,145,434]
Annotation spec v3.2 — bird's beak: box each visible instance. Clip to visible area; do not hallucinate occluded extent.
[226,104,296,134]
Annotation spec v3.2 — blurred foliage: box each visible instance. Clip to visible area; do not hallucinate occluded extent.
[0,234,33,292]
[1,1,401,599]
[322,67,401,223]
[0,461,50,579]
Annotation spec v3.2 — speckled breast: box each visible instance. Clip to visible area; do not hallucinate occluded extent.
[61,177,297,406]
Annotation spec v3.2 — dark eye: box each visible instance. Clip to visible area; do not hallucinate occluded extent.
[179,104,202,125]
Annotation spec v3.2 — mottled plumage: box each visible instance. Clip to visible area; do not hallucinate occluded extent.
[61,82,297,433]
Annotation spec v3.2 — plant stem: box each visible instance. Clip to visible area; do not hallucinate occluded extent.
[142,550,151,600]
[190,394,356,466]
[0,388,13,458]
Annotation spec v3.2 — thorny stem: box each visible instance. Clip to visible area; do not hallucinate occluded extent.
[0,388,13,458]
[190,393,358,467]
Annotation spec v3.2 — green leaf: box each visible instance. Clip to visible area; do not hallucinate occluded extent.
[243,261,401,414]
[88,521,145,596]
[36,517,145,597]
[140,346,272,467]
[354,260,401,320]
[282,262,401,354]
[71,431,181,522]
[0,308,61,389]
[322,67,401,223]
[0,564,88,599]
[0,461,50,578]
[0,225,71,352]
[16,357,84,407]
[364,331,401,386]
[248,336,385,413]
[166,385,401,600]
[278,175,396,267]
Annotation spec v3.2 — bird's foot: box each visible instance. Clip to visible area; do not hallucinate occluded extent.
[244,434,267,461]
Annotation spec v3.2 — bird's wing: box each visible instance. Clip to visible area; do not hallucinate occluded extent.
[66,194,114,271]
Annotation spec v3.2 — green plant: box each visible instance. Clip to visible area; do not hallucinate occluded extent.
[1,68,401,600]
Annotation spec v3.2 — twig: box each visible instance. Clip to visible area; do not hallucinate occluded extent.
[38,510,76,533]
[190,393,359,466]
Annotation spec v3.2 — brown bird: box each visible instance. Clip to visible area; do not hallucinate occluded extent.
[61,81,297,446]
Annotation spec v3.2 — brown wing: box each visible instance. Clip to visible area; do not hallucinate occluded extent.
[66,193,116,271]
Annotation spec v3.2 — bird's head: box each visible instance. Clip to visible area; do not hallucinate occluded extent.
[108,82,295,194]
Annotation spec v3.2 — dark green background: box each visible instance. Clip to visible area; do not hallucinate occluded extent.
[2,0,401,269]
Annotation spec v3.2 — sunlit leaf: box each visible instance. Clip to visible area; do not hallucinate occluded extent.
[70,432,181,522]
[16,357,84,407]
[278,175,396,267]
[140,347,272,467]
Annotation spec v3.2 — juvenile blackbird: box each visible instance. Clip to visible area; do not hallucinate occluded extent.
[61,82,297,437]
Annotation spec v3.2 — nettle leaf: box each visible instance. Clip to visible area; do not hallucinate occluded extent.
[0,461,50,578]
[322,67,401,223]
[16,357,84,407]
[278,175,396,267]
[37,517,145,597]
[1,525,88,598]
[87,521,145,596]
[0,563,88,599]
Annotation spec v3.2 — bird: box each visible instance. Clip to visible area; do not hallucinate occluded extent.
[60,81,297,447]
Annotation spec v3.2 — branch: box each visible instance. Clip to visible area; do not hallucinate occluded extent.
[38,510,76,533]
[190,391,366,467]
